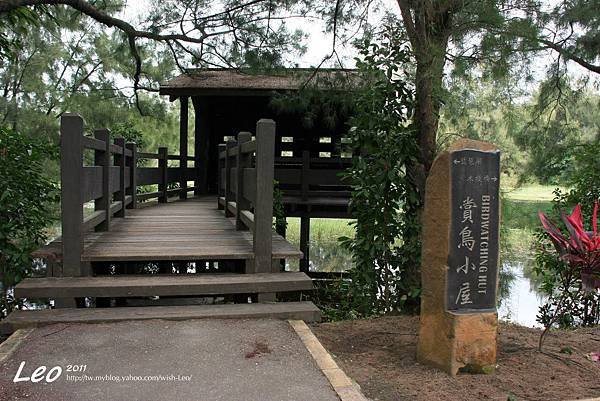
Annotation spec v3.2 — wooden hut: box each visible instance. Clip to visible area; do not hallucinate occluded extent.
[159,68,357,272]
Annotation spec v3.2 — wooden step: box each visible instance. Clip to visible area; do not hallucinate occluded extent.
[15,272,314,299]
[0,302,321,334]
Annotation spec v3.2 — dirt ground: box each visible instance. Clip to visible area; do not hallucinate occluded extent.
[312,316,600,401]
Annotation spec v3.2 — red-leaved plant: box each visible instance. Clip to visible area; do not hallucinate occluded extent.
[539,202,600,291]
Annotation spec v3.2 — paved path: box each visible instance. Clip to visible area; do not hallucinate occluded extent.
[0,319,340,401]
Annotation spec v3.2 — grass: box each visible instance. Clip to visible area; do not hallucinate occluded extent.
[280,184,559,272]
[503,184,566,202]
[284,218,355,272]
[501,184,557,263]
[285,218,355,246]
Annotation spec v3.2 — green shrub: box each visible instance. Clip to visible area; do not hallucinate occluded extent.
[0,127,58,316]
[339,25,422,317]
[533,138,600,348]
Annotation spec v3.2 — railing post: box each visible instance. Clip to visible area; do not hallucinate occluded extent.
[224,140,236,217]
[253,119,275,273]
[60,114,84,277]
[217,143,226,210]
[300,216,310,273]
[126,142,137,208]
[114,137,126,217]
[236,132,252,230]
[158,146,168,203]
[179,96,189,200]
[299,148,310,273]
[94,128,111,231]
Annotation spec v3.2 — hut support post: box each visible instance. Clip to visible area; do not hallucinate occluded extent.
[179,96,189,199]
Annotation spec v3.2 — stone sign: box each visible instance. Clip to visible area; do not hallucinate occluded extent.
[447,149,500,311]
[417,139,501,376]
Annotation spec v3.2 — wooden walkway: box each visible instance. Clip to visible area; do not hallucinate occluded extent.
[38,196,302,263]
[4,115,320,334]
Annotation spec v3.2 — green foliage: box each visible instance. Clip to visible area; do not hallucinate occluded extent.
[339,26,422,317]
[441,72,600,186]
[269,71,356,131]
[0,6,41,59]
[511,77,600,184]
[111,120,147,150]
[533,140,600,345]
[310,279,360,321]
[0,127,58,316]
[272,180,287,233]
[564,139,600,216]
[0,5,180,161]
[447,0,600,83]
[440,75,527,182]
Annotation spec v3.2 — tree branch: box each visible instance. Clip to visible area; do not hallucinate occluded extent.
[396,0,418,49]
[537,38,600,74]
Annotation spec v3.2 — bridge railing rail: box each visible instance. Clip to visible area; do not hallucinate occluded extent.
[217,119,276,273]
[59,113,199,276]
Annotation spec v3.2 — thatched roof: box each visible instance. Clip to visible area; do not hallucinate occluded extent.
[159,68,360,97]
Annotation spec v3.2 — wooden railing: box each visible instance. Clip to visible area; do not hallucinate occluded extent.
[59,113,199,276]
[136,151,196,202]
[217,119,276,273]
[274,151,351,201]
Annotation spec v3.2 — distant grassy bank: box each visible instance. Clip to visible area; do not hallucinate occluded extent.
[501,185,562,262]
[283,184,560,272]
[285,218,355,272]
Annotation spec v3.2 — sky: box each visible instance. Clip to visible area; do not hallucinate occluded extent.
[117,1,597,95]
[120,0,399,68]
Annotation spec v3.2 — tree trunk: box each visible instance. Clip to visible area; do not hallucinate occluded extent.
[413,40,448,196]
[397,0,453,200]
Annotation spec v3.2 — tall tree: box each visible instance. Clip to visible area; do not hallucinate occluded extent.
[1,0,599,191]
[0,0,308,97]
[394,0,600,193]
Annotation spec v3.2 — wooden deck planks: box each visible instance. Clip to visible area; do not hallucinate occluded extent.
[36,196,302,262]
[15,272,314,298]
[0,302,321,333]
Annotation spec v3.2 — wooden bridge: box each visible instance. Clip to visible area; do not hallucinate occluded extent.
[1,114,319,334]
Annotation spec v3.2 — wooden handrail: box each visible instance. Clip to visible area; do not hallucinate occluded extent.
[60,114,84,277]
[58,113,201,276]
[216,119,276,273]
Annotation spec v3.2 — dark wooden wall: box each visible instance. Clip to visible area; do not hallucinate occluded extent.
[191,94,353,197]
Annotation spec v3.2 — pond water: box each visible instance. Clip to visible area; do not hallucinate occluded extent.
[286,217,546,327]
[498,262,544,328]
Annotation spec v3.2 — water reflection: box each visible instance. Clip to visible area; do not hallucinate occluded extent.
[498,262,545,327]
[287,219,545,327]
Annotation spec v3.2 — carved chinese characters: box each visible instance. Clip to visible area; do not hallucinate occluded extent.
[447,150,500,311]
[417,139,501,376]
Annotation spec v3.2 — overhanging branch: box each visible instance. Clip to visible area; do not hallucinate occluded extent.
[537,38,600,74]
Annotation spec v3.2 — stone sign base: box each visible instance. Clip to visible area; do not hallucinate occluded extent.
[418,310,497,375]
[416,138,500,376]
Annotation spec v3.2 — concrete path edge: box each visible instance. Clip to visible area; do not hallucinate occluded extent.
[0,329,33,364]
[289,320,370,401]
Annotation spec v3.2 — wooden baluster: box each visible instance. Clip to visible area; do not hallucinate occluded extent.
[236,132,252,230]
[217,143,226,210]
[114,137,126,217]
[300,216,310,273]
[179,96,189,199]
[253,119,275,274]
[158,147,168,203]
[224,140,236,217]
[94,128,111,231]
[60,114,84,278]
[126,142,137,209]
